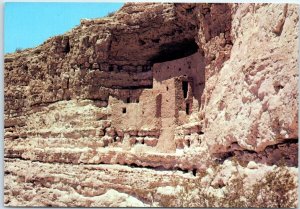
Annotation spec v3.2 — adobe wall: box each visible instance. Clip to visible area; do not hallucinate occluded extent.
[153,51,205,117]
[109,90,161,131]
[107,51,205,152]
[152,51,204,152]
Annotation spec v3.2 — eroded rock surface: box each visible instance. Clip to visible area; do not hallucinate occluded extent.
[4,3,298,207]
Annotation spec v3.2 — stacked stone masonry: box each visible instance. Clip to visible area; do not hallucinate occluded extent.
[4,3,298,207]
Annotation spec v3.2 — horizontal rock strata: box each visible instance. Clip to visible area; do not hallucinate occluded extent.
[4,2,298,207]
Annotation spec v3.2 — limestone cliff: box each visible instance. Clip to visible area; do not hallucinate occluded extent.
[4,3,299,207]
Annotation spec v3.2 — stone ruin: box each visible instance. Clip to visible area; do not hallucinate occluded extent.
[108,51,205,152]
[3,3,298,207]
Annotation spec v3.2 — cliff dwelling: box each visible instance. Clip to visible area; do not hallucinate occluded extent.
[4,2,298,207]
[108,49,205,152]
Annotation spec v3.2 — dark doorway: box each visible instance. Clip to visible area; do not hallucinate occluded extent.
[186,103,190,115]
[182,81,188,98]
[155,94,162,118]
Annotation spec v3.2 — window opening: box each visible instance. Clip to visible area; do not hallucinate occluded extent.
[186,103,190,115]
[182,81,188,98]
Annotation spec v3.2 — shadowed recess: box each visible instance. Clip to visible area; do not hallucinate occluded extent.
[149,39,198,63]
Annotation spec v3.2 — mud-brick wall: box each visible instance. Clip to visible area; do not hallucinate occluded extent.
[153,51,206,115]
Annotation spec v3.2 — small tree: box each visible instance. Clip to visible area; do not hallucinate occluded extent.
[174,160,297,208]
[15,48,22,53]
[249,166,298,208]
[106,11,115,17]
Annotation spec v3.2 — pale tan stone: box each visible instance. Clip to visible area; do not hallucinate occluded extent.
[4,3,298,207]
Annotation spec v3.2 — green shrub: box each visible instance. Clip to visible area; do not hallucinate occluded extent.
[106,11,115,17]
[249,166,298,208]
[174,161,297,208]
[15,48,22,53]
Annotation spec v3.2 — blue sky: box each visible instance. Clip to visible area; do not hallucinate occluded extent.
[4,2,124,54]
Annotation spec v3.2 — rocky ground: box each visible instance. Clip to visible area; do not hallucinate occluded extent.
[4,3,299,207]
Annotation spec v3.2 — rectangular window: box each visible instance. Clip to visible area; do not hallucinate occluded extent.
[186,103,190,115]
[182,81,188,98]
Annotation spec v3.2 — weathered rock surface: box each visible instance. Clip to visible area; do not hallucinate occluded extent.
[202,3,298,154]
[4,3,298,207]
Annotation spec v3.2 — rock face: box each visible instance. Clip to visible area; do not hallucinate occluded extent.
[203,3,298,154]
[4,3,298,207]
